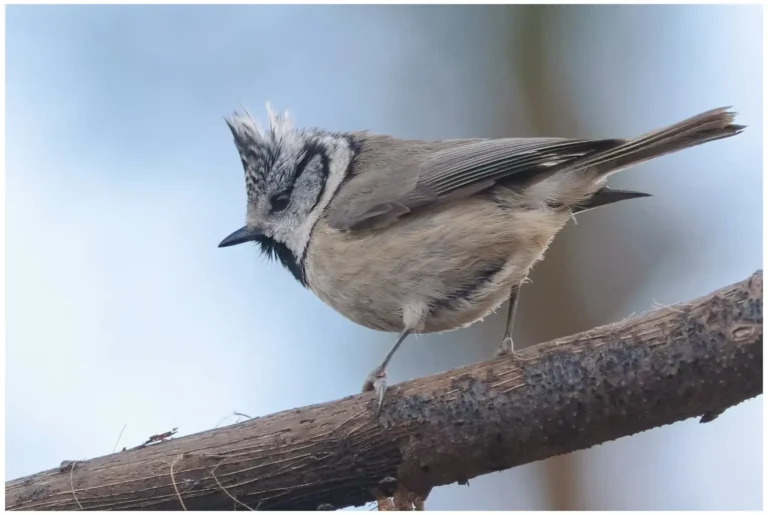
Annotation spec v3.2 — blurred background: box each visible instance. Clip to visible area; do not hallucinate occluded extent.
[5,4,763,510]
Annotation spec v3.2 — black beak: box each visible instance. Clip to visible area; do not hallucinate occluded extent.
[218,226,264,248]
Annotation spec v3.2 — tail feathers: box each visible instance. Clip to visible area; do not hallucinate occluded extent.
[574,187,651,214]
[565,107,745,176]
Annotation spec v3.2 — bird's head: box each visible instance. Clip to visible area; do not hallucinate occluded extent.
[219,103,358,285]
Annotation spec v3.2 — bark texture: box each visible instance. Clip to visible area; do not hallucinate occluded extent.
[6,271,763,511]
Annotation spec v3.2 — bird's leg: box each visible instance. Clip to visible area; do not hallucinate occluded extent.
[362,329,412,416]
[495,285,527,359]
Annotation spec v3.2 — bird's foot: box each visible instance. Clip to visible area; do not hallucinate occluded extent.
[362,364,388,416]
[495,336,531,361]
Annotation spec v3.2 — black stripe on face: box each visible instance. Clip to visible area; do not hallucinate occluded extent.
[274,141,326,203]
[295,142,322,179]
[297,145,330,278]
[306,152,331,216]
[306,134,361,215]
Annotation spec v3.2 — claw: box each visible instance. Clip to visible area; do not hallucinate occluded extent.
[375,376,387,416]
[495,337,514,358]
[362,365,388,416]
[363,329,411,417]
[495,337,531,361]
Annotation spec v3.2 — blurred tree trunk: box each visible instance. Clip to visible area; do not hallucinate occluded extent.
[509,5,655,509]
[511,6,582,509]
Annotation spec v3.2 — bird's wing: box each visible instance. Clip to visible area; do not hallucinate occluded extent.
[326,136,625,231]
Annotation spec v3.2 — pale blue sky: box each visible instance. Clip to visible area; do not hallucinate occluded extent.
[5,4,762,510]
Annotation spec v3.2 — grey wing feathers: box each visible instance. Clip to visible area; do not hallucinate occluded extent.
[417,138,622,197]
[327,136,624,231]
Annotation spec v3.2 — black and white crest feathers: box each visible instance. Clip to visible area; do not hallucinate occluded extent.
[224,103,298,201]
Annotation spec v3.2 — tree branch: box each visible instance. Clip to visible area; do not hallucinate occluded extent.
[6,271,763,511]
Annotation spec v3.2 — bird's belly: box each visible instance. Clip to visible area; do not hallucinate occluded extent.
[307,264,519,334]
[421,283,514,333]
[305,197,567,334]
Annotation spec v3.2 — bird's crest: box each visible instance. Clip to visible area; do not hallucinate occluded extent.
[225,101,294,145]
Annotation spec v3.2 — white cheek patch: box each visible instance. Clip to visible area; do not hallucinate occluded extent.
[285,137,352,260]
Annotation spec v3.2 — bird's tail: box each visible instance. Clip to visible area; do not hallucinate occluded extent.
[560,107,744,214]
[572,107,745,177]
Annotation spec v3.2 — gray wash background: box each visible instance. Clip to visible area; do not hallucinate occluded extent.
[5,4,762,510]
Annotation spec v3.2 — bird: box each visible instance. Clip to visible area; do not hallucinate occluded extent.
[218,104,744,415]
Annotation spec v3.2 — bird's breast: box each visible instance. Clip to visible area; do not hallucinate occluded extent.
[304,195,568,334]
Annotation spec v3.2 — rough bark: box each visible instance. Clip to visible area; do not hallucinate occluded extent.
[6,271,763,511]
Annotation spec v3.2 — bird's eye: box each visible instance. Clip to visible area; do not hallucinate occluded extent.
[271,193,291,212]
